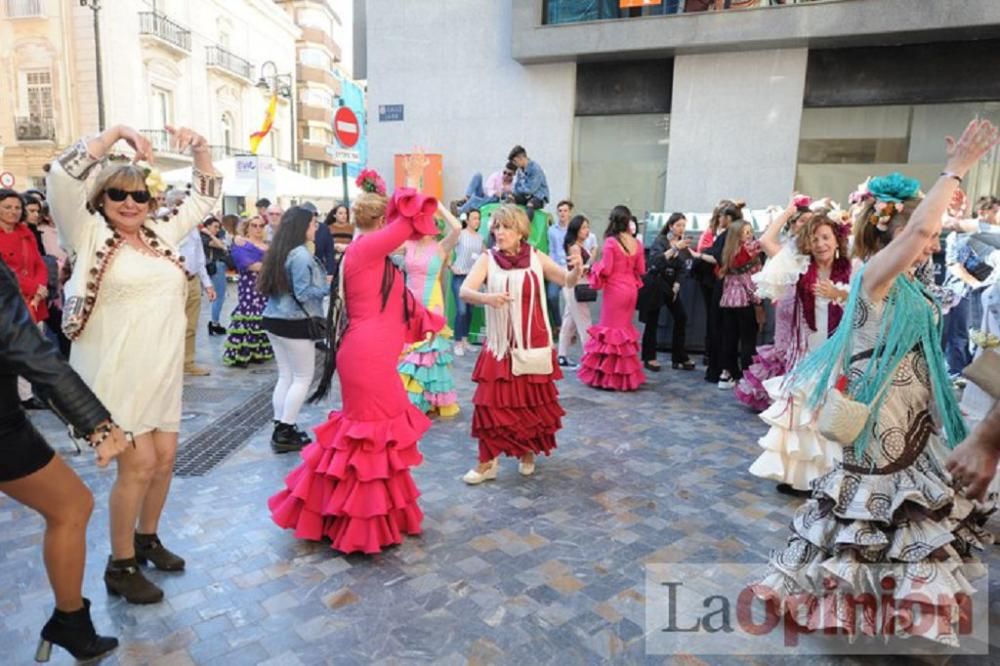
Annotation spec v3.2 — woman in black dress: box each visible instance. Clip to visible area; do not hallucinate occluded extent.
[0,260,129,662]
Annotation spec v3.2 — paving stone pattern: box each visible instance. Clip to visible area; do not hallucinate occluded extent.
[2,299,999,665]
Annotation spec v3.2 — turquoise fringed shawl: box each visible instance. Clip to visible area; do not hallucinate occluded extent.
[789,264,968,458]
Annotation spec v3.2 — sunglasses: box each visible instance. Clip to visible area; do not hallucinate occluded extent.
[106,188,152,204]
[503,171,513,176]
[249,223,265,228]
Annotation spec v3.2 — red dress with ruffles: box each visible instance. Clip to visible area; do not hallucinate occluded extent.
[578,236,646,391]
[472,247,565,463]
[268,189,444,555]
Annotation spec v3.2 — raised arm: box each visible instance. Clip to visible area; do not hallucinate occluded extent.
[539,248,582,288]
[154,126,222,246]
[864,118,999,301]
[437,201,462,255]
[761,199,797,258]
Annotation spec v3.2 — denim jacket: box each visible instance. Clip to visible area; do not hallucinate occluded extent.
[262,245,327,320]
[513,160,549,203]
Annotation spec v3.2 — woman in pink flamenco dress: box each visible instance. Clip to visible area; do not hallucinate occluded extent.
[578,205,646,391]
[268,160,445,555]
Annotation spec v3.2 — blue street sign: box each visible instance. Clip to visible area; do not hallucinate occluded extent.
[378,104,404,122]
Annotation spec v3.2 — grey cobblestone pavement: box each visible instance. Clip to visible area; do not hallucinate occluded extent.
[3,297,999,665]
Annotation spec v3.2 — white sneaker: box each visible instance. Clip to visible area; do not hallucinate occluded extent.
[718,378,736,390]
[454,343,465,357]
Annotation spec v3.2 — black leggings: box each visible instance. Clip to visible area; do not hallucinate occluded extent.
[719,305,758,380]
[513,193,544,223]
[641,296,689,363]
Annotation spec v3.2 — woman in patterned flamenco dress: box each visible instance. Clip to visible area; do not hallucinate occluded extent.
[757,120,998,645]
[268,157,445,554]
[459,205,582,484]
[578,205,646,391]
[735,197,816,410]
[222,216,274,367]
[748,211,852,495]
[397,206,461,417]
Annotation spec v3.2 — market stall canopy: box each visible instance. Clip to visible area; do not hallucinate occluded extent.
[161,158,360,202]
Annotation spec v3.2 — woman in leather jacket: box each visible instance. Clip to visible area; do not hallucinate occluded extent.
[0,260,128,662]
[638,213,702,371]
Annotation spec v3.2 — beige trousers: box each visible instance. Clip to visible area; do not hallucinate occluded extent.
[184,276,201,367]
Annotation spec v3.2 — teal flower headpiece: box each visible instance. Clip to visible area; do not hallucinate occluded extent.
[866,172,923,231]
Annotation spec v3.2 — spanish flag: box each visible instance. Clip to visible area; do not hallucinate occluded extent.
[249,95,277,154]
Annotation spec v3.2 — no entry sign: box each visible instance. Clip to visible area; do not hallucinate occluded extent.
[334,107,360,148]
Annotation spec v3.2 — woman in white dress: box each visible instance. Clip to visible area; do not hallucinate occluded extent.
[48,125,221,604]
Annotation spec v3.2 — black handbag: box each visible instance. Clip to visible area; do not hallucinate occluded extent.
[574,283,598,302]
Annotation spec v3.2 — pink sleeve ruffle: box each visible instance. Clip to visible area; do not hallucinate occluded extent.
[404,300,446,344]
[387,187,439,240]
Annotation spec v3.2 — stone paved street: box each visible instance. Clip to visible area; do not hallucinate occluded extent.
[3,299,999,665]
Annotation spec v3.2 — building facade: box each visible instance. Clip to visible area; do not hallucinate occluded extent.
[1,0,299,188]
[365,0,1000,227]
[276,0,348,180]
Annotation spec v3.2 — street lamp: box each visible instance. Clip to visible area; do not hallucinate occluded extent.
[80,1,105,131]
[256,61,294,165]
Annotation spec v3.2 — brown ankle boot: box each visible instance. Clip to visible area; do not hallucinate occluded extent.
[134,533,185,571]
[104,557,163,604]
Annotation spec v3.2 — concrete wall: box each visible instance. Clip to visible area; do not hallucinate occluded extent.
[664,48,808,211]
[513,0,1000,64]
[366,0,575,205]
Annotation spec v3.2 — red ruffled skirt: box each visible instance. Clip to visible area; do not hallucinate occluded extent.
[471,349,565,463]
[267,406,429,554]
[577,325,645,391]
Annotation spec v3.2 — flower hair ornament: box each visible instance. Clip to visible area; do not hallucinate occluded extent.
[865,172,923,231]
[355,168,387,195]
[824,206,853,239]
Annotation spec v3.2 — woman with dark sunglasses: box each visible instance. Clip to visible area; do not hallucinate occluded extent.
[47,124,222,605]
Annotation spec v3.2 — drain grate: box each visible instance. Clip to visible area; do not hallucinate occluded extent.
[173,385,274,477]
[182,387,238,404]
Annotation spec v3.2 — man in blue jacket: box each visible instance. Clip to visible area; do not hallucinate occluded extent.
[509,145,549,227]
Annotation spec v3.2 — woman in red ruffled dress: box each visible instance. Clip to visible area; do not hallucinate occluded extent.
[578,205,646,391]
[268,156,445,554]
[459,205,582,484]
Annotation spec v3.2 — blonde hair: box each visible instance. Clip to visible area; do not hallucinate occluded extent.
[490,204,531,240]
[87,164,148,214]
[851,197,921,261]
[239,215,263,237]
[353,192,388,231]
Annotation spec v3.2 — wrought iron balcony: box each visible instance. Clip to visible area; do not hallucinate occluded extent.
[5,0,45,19]
[138,11,191,53]
[140,129,171,153]
[206,46,253,82]
[15,116,54,141]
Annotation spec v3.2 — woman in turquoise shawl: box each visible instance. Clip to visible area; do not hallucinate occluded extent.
[755,118,1000,645]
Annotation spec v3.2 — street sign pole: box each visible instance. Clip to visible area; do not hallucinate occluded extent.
[334,100,361,206]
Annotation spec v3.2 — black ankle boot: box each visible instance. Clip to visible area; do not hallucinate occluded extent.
[291,424,312,445]
[104,557,164,604]
[271,423,306,453]
[135,533,185,571]
[36,598,118,662]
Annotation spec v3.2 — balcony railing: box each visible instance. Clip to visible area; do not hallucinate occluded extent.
[209,144,254,161]
[5,0,44,18]
[206,45,253,82]
[138,12,191,53]
[15,116,54,141]
[140,129,172,153]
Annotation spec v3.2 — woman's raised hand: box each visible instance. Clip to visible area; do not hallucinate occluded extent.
[403,147,430,185]
[116,126,154,164]
[944,118,1000,179]
[166,125,209,154]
